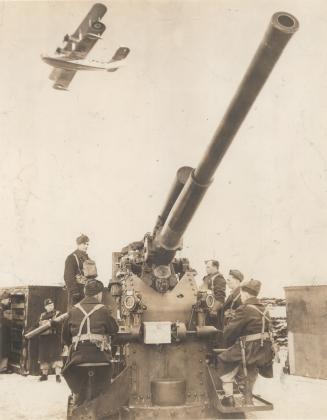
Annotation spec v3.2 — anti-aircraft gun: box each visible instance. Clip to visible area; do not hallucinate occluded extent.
[70,11,299,420]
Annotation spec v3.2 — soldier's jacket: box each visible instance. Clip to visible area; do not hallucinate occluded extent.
[39,310,61,335]
[64,249,89,296]
[202,272,226,304]
[223,286,242,325]
[218,297,274,377]
[38,310,62,364]
[62,295,119,394]
[62,295,118,367]
[62,296,118,344]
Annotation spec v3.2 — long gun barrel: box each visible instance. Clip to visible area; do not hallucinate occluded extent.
[156,12,299,253]
[24,312,68,340]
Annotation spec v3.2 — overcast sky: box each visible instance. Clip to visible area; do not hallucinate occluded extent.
[0,0,326,297]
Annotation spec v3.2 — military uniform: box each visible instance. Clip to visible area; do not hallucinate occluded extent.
[218,297,273,373]
[62,281,118,404]
[202,272,226,305]
[64,249,89,308]
[202,272,226,331]
[38,307,63,378]
[223,286,242,326]
[217,282,274,406]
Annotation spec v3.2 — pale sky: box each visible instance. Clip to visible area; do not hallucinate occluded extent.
[0,0,327,297]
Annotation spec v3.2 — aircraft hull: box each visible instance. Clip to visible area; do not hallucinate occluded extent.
[42,55,108,71]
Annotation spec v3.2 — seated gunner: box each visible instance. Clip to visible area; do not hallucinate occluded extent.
[62,279,118,406]
[216,279,274,407]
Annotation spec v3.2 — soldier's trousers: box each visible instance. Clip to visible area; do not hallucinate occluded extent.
[40,360,63,374]
[67,285,84,310]
[218,362,258,397]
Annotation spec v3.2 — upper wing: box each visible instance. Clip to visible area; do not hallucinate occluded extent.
[71,3,107,40]
[49,68,76,91]
[60,3,107,59]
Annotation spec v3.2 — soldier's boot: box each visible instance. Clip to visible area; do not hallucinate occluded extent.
[237,366,257,404]
[221,381,235,406]
[39,374,48,381]
[221,395,235,407]
[56,375,61,383]
[67,394,74,419]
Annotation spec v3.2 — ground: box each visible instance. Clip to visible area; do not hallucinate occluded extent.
[251,350,327,419]
[1,352,326,420]
[0,373,68,420]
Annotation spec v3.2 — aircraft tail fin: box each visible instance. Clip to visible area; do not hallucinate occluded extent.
[103,46,130,71]
[110,47,130,62]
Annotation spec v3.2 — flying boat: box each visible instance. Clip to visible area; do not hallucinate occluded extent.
[41,3,130,90]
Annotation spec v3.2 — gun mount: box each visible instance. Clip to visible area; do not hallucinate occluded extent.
[69,12,299,420]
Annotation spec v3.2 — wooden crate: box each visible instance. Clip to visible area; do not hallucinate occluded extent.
[0,285,67,375]
[285,285,327,379]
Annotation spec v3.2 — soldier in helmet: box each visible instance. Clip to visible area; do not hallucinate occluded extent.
[223,269,244,326]
[62,279,119,406]
[64,234,90,308]
[38,298,63,382]
[217,279,274,407]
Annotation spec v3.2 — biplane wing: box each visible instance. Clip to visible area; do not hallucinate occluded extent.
[70,3,107,42]
[59,3,108,60]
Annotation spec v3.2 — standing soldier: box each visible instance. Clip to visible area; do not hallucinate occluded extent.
[201,259,226,331]
[38,299,63,382]
[62,279,118,406]
[64,234,90,308]
[217,279,274,407]
[223,269,244,326]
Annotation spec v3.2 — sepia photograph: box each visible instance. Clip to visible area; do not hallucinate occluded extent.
[0,1,327,419]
